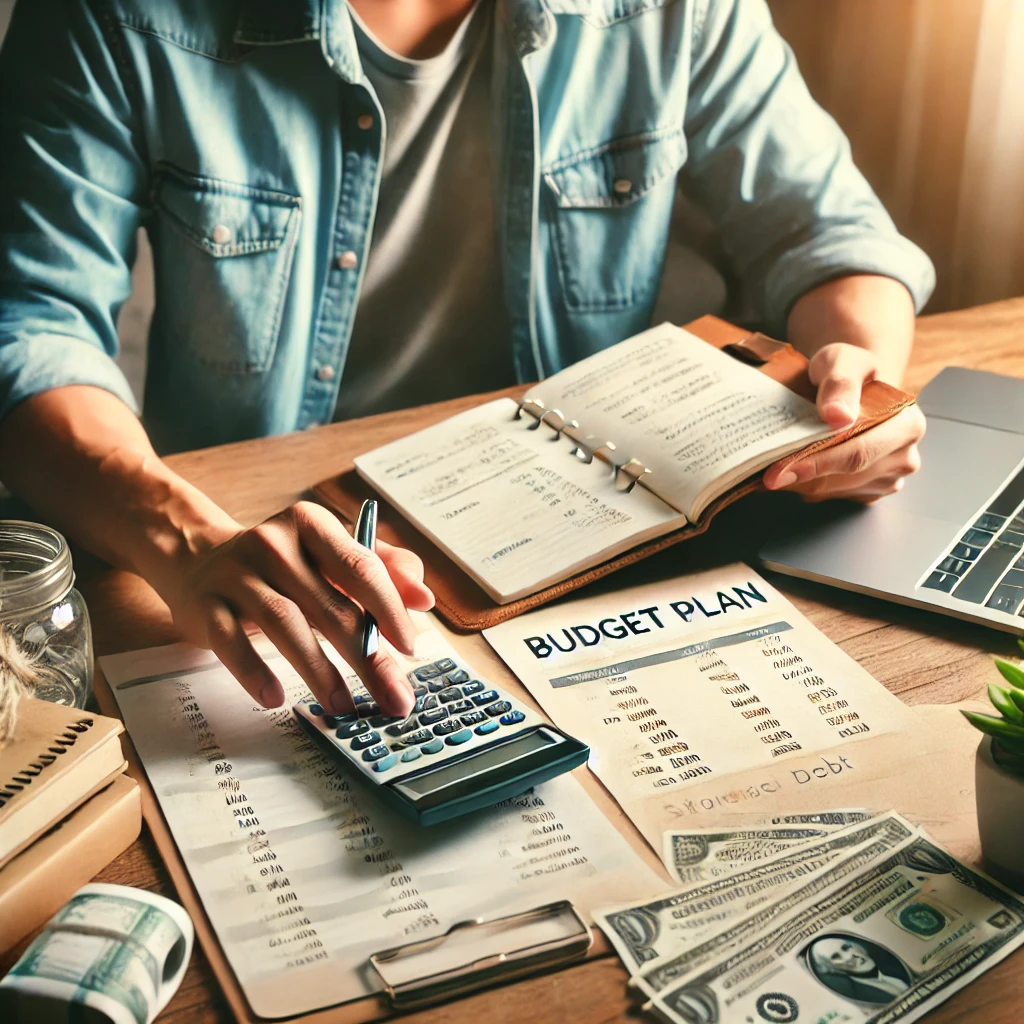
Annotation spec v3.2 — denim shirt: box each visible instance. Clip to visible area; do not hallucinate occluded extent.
[0,0,934,454]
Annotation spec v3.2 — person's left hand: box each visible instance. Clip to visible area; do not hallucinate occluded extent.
[762,343,925,502]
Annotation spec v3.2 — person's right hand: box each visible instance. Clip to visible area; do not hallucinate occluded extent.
[155,501,434,718]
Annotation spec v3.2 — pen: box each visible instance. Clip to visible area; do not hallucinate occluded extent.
[355,498,379,659]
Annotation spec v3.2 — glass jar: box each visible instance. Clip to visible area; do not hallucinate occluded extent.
[0,521,93,708]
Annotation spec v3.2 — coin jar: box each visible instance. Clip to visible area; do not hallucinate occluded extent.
[0,520,93,708]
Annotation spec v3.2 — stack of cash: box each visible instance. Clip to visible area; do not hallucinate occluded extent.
[596,810,1024,1024]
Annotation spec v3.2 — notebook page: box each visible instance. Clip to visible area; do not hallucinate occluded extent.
[525,324,832,520]
[101,626,665,1019]
[354,398,685,603]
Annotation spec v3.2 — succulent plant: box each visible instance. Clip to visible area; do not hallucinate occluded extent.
[962,639,1024,776]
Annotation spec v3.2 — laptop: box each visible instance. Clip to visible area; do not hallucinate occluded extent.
[760,366,1024,634]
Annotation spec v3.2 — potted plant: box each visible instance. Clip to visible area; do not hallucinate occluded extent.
[963,642,1024,891]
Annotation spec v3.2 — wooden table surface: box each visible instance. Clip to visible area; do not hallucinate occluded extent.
[9,298,1024,1023]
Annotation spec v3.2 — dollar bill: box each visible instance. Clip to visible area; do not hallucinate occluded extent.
[647,832,1024,1024]
[760,808,873,827]
[663,825,847,886]
[596,813,915,973]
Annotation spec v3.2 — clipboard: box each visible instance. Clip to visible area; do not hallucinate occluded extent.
[91,651,666,1023]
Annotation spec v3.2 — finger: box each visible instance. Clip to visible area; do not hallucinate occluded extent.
[233,578,352,714]
[201,595,285,709]
[292,503,418,656]
[378,541,435,611]
[809,345,876,428]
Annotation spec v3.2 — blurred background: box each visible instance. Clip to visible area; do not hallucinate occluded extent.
[1,0,1022,405]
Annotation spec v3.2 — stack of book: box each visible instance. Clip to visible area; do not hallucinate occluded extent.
[0,697,141,953]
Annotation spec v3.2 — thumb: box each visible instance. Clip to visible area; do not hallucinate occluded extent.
[809,345,876,429]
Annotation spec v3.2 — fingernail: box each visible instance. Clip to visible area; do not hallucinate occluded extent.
[261,684,283,709]
[771,470,798,489]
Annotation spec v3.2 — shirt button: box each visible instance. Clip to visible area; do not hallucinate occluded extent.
[613,178,632,195]
[211,223,232,244]
[336,250,359,270]
[316,365,336,382]
[357,113,374,130]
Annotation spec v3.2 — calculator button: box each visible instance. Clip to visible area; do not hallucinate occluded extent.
[401,748,422,763]
[421,695,439,711]
[475,720,500,735]
[414,665,441,680]
[369,714,402,727]
[472,690,500,706]
[427,679,449,693]
[336,720,370,739]
[486,701,513,717]
[446,729,473,746]
[350,731,381,750]
[308,703,325,716]
[433,719,463,737]
[324,713,356,727]
[411,682,428,697]
[449,699,475,715]
[500,710,526,726]
[443,669,470,685]
[353,694,373,704]
[357,702,381,718]
[404,729,434,745]
[372,753,398,772]
[461,681,485,696]
[419,707,449,726]
[460,710,486,727]
[421,739,445,755]
[438,687,463,704]
[435,658,457,673]
[362,744,391,762]
[384,720,419,738]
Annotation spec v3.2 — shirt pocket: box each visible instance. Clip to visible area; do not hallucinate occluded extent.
[542,129,687,313]
[151,164,302,373]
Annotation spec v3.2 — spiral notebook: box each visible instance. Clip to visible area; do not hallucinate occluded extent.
[315,316,915,630]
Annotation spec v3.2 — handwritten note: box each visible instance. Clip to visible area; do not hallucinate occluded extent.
[101,626,663,1019]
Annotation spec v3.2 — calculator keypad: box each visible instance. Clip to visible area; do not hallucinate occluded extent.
[296,657,539,781]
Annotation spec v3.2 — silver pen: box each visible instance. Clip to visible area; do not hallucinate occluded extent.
[355,498,379,659]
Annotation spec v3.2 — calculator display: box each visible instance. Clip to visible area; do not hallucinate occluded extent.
[397,730,558,796]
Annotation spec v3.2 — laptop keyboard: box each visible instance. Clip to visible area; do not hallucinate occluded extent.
[922,464,1024,614]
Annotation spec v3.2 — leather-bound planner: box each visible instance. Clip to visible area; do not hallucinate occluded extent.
[314,315,915,632]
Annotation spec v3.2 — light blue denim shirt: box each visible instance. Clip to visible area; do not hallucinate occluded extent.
[0,0,934,454]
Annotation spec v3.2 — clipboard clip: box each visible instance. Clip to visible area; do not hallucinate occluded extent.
[368,900,593,1011]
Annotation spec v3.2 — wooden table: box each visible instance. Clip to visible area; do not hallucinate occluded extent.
[11,298,1024,1023]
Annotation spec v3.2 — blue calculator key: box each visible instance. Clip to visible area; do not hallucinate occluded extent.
[372,753,398,772]
[472,690,500,706]
[414,665,441,680]
[418,707,449,726]
[336,720,370,739]
[427,679,449,693]
[308,703,325,716]
[400,748,422,763]
[350,731,381,750]
[411,682,428,697]
[443,669,470,685]
[460,710,486,727]
[353,694,373,704]
[449,699,475,715]
[404,729,434,745]
[500,710,526,726]
[433,719,464,737]
[438,687,463,703]
[384,720,419,738]
[325,713,356,728]
[369,714,402,727]
[357,702,381,718]
[461,681,485,696]
[421,739,444,755]
[435,658,457,672]
[485,701,513,717]
[362,744,391,762]
[475,720,500,735]
[446,729,473,746]
[421,695,439,711]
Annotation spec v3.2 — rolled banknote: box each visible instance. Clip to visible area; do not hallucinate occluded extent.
[0,883,193,1024]
[596,813,915,973]
[648,831,1024,1024]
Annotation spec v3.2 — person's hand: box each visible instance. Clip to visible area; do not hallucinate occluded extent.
[157,501,434,717]
[763,343,925,502]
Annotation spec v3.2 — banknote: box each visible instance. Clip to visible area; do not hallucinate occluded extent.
[760,808,873,827]
[596,813,915,973]
[663,825,848,886]
[647,832,1024,1024]
[0,884,193,1024]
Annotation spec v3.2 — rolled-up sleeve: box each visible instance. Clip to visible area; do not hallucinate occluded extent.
[683,0,935,336]
[0,0,145,423]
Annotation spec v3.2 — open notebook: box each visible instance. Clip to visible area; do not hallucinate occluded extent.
[317,316,916,629]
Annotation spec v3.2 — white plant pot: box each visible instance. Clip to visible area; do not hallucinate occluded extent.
[976,736,1024,892]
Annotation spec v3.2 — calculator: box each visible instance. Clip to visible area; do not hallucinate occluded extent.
[293,655,589,826]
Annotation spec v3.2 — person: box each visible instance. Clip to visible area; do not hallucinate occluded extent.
[807,936,911,1004]
[0,0,932,719]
